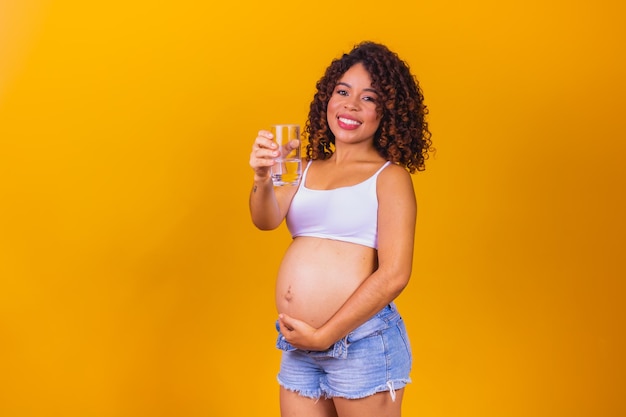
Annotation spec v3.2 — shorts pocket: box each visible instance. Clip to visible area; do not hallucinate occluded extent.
[397,319,413,363]
[275,320,297,352]
[346,315,388,344]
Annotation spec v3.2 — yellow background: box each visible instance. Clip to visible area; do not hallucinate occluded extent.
[1,1,624,416]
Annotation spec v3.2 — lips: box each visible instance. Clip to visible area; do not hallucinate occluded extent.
[337,116,362,130]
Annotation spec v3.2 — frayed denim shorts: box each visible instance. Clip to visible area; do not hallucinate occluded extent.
[275,303,412,400]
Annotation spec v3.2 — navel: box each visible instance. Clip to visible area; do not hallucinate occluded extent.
[284,285,293,302]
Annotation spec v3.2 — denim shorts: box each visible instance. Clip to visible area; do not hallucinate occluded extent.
[275,303,412,400]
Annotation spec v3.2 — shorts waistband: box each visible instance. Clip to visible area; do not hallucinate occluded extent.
[276,303,401,359]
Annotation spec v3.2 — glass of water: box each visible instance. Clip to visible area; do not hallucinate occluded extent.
[270,124,301,186]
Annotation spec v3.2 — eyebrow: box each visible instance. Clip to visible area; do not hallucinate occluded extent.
[336,82,379,95]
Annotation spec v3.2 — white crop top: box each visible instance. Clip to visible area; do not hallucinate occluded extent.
[286,160,391,249]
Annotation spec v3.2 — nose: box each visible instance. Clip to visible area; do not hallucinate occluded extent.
[343,95,360,111]
[344,96,360,111]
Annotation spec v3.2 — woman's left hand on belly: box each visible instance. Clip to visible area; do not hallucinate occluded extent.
[278,313,333,351]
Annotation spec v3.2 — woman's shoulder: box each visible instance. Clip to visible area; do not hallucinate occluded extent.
[380,161,411,178]
[378,162,414,191]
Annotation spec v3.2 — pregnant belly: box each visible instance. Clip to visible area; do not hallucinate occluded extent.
[275,237,377,328]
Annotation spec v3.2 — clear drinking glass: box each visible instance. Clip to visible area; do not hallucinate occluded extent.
[270,124,301,186]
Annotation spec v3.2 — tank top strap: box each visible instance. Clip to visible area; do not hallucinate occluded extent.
[373,161,392,177]
[298,159,313,187]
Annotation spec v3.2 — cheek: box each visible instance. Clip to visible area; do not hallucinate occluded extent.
[367,116,382,135]
[325,108,339,136]
[366,109,381,125]
[326,97,339,113]
[326,100,339,120]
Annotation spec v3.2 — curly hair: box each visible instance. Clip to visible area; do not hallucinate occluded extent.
[305,41,433,173]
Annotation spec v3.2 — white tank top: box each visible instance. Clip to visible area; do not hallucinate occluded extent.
[286,160,391,249]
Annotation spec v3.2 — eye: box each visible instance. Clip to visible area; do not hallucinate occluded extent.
[363,95,378,103]
[335,88,348,96]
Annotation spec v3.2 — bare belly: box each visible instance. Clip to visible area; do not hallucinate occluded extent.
[275,236,378,328]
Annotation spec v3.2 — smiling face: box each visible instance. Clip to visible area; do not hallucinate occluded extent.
[326,63,381,147]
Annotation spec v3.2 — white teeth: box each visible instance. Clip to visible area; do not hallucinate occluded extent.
[339,117,361,126]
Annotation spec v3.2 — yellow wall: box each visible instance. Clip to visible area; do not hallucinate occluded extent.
[1,1,624,416]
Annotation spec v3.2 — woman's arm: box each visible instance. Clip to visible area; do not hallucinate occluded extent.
[278,164,417,350]
[249,130,298,230]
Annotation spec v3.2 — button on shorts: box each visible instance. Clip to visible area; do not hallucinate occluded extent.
[275,303,412,400]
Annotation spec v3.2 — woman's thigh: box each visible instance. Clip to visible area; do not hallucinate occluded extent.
[280,387,338,417]
[332,389,404,417]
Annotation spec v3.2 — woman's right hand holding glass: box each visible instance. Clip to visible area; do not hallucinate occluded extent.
[249,130,278,182]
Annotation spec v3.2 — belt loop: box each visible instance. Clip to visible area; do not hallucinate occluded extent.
[332,336,349,359]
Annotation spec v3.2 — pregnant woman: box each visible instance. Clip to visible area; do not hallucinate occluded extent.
[249,41,432,417]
